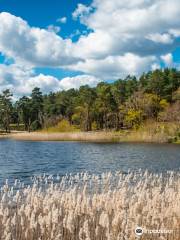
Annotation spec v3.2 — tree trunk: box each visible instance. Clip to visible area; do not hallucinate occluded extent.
[28,118,31,132]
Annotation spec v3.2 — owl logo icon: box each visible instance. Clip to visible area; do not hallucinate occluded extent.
[135,227,143,236]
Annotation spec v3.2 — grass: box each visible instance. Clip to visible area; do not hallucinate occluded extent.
[9,121,180,143]
[10,131,123,142]
[0,171,179,240]
[120,121,180,143]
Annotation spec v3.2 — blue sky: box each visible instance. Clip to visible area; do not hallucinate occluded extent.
[0,0,91,79]
[0,0,180,97]
[0,0,91,37]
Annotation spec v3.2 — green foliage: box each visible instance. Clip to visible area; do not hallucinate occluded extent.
[0,89,13,132]
[75,85,96,131]
[139,68,180,101]
[17,96,33,131]
[159,99,169,110]
[124,110,142,129]
[173,87,180,101]
[0,68,180,133]
[16,88,44,131]
[44,119,79,133]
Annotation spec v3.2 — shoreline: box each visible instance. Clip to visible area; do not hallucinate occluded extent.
[1,130,179,143]
[8,131,124,142]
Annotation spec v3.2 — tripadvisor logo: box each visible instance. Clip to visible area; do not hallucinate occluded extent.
[135,227,143,236]
[135,226,173,236]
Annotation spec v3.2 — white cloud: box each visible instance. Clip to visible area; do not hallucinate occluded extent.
[18,74,61,95]
[169,28,180,37]
[0,64,60,95]
[161,53,173,66]
[146,33,173,44]
[72,4,92,22]
[69,53,157,79]
[0,63,100,97]
[69,0,180,78]
[86,0,180,34]
[57,17,67,24]
[0,12,79,67]
[69,29,81,39]
[0,0,180,93]
[73,0,180,59]
[47,25,61,33]
[151,63,161,71]
[59,75,101,90]
[20,74,100,94]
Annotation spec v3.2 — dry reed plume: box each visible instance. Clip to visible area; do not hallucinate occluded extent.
[0,171,179,240]
[10,132,122,142]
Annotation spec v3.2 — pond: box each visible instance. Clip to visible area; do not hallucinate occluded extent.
[0,139,180,184]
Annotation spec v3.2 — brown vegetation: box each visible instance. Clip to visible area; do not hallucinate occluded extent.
[10,131,123,142]
[8,121,179,143]
[0,171,179,240]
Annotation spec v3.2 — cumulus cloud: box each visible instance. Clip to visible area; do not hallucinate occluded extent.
[169,29,180,37]
[0,64,60,95]
[0,12,80,67]
[59,75,101,90]
[146,33,173,44]
[0,63,100,97]
[86,0,180,35]
[151,63,161,71]
[72,4,92,22]
[0,0,180,94]
[161,53,173,66]
[18,74,61,95]
[70,0,180,78]
[69,54,157,79]
[72,0,180,59]
[47,25,61,33]
[57,17,67,24]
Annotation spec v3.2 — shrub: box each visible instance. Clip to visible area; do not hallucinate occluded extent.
[124,110,142,129]
[44,119,79,132]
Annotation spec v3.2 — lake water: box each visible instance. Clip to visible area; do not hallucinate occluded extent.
[0,139,180,184]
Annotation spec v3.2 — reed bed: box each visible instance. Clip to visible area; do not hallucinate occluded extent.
[0,171,179,240]
[9,121,180,143]
[10,132,123,142]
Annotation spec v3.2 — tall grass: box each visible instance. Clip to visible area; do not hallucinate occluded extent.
[0,171,179,239]
[11,131,123,142]
[122,121,180,143]
[10,121,180,143]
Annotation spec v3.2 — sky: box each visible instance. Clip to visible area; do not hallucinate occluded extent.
[0,0,180,97]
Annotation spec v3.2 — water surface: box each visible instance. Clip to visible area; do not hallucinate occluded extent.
[0,139,179,184]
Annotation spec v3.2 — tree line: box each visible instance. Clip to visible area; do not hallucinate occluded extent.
[0,68,180,132]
